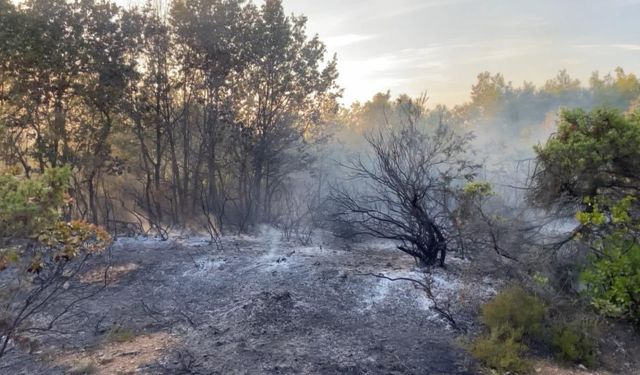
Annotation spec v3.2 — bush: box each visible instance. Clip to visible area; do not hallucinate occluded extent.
[0,167,112,358]
[550,321,597,367]
[0,167,70,244]
[581,235,640,326]
[480,286,546,340]
[470,286,546,374]
[470,286,603,373]
[470,327,531,374]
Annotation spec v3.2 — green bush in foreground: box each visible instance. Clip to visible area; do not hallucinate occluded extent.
[470,286,598,373]
[0,167,112,358]
[470,286,545,373]
[480,286,546,340]
[581,234,640,326]
[470,327,531,374]
[550,321,597,367]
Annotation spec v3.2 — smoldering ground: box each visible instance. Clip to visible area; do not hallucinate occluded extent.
[2,231,496,374]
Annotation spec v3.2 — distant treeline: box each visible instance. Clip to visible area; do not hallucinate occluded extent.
[342,69,639,137]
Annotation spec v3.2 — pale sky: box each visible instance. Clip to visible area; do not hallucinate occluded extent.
[120,0,640,106]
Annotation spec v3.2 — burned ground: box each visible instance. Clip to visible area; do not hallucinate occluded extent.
[2,230,492,374]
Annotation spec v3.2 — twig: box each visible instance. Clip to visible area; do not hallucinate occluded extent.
[356,272,464,332]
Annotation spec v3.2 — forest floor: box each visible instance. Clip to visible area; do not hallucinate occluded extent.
[1,229,637,374]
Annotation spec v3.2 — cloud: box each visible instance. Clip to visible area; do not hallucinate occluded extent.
[611,0,640,6]
[307,0,475,28]
[365,0,476,21]
[323,34,377,48]
[559,57,585,66]
[612,44,640,51]
[337,46,452,103]
[502,16,549,29]
[463,44,545,63]
[575,43,640,51]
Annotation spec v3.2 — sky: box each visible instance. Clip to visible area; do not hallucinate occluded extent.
[121,0,640,106]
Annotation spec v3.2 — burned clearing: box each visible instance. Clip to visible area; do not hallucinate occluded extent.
[2,231,493,374]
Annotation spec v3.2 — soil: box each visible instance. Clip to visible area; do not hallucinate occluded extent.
[1,230,482,374]
[3,229,636,374]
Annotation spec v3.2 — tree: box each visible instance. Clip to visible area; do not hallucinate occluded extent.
[532,107,640,213]
[0,0,142,224]
[331,97,479,266]
[0,0,86,174]
[74,1,143,224]
[470,72,510,115]
[125,4,181,234]
[612,67,640,101]
[170,0,250,221]
[532,107,640,324]
[233,0,339,227]
[544,69,581,95]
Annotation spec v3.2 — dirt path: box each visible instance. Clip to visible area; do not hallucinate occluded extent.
[4,230,481,374]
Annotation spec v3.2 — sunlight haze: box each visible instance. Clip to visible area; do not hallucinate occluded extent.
[3,1,640,373]
[116,0,640,106]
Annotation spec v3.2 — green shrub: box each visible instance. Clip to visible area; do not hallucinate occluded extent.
[470,327,531,374]
[480,286,546,340]
[470,286,546,374]
[550,321,597,367]
[0,167,71,244]
[581,235,640,326]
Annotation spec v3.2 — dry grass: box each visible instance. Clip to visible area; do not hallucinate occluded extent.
[67,358,97,375]
[533,360,614,375]
[57,332,175,375]
[107,326,136,343]
[80,262,140,285]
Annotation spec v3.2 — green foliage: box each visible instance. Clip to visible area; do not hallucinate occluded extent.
[575,194,640,325]
[470,287,600,372]
[544,69,581,95]
[532,107,640,208]
[0,167,112,358]
[470,287,546,374]
[0,167,111,273]
[26,220,111,274]
[463,181,492,198]
[454,181,493,225]
[0,167,71,244]
[534,107,640,326]
[532,272,549,287]
[471,287,601,371]
[470,329,531,374]
[581,236,640,325]
[480,286,546,340]
[470,72,508,114]
[575,196,637,228]
[550,321,597,367]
